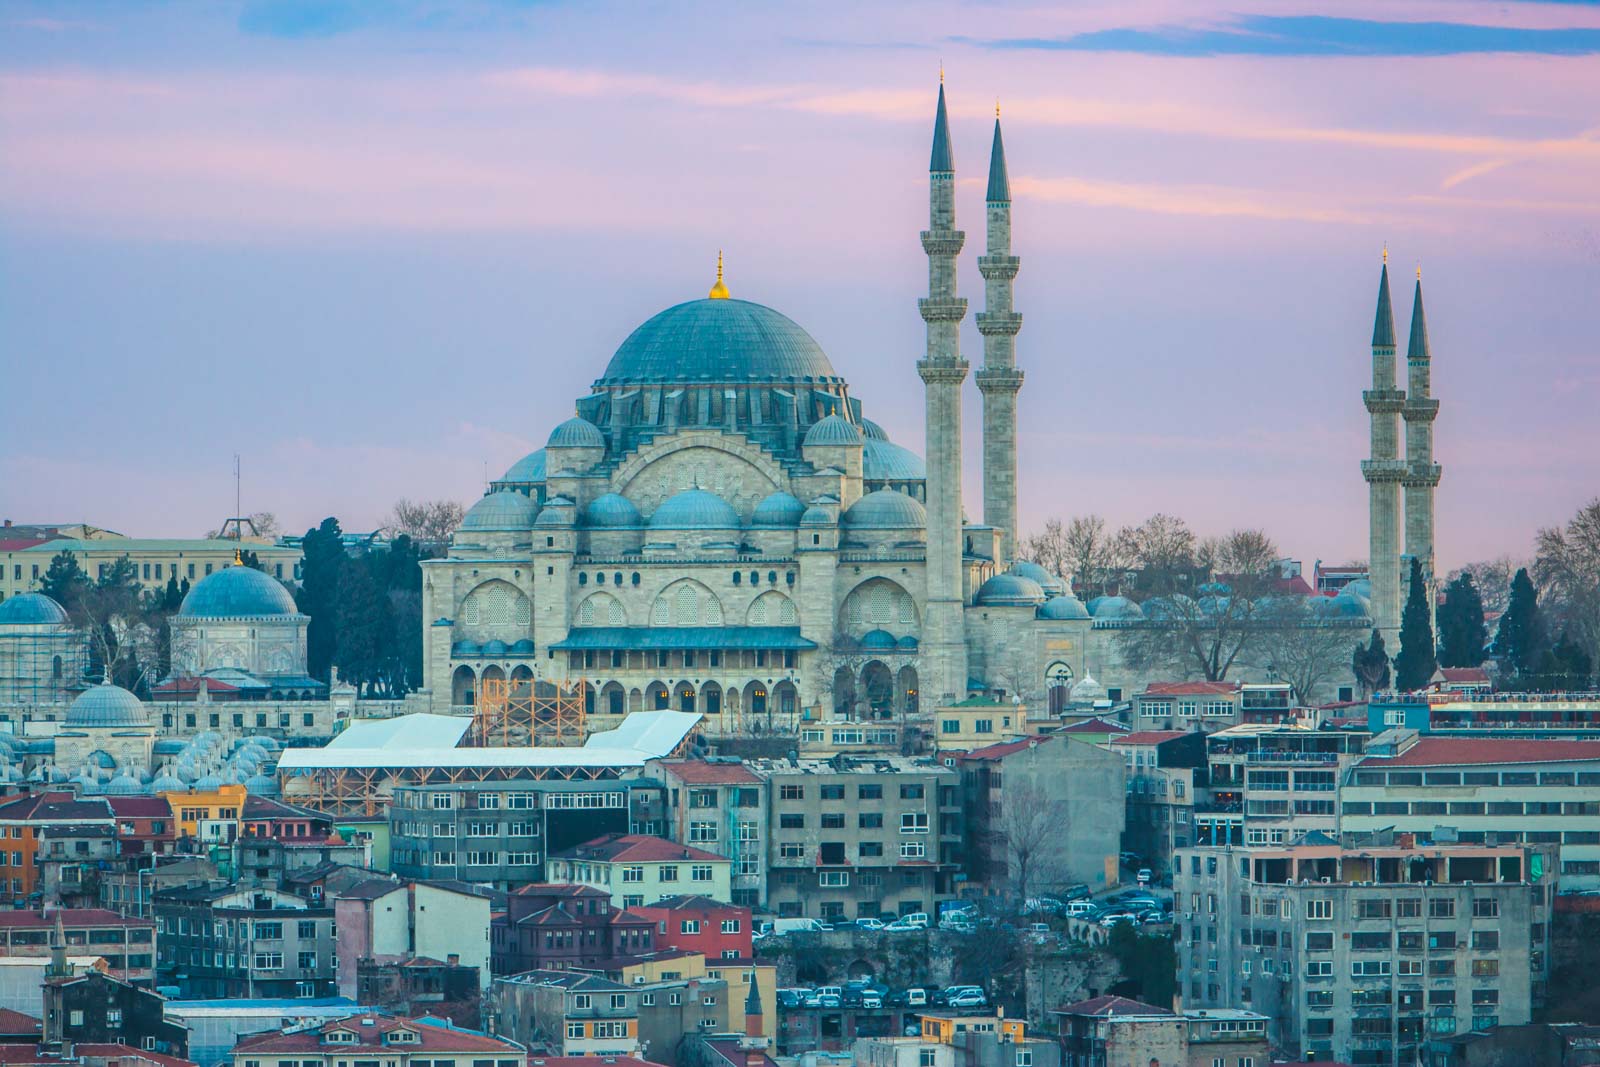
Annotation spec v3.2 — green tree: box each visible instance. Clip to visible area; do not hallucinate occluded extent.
[1395,559,1437,691]
[1536,632,1594,691]
[239,549,262,571]
[1437,572,1488,668]
[1495,568,1548,681]
[39,551,90,609]
[334,558,395,696]
[1352,629,1391,694]
[1105,923,1176,1007]
[296,518,346,682]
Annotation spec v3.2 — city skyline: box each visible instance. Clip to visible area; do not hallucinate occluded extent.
[4,1,1599,568]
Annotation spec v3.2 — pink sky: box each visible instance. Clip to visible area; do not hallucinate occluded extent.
[2,1,1597,570]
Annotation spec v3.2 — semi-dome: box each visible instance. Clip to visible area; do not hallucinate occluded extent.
[841,490,926,529]
[1008,561,1066,597]
[547,417,606,450]
[179,565,298,619]
[599,298,839,385]
[649,489,741,530]
[860,419,889,442]
[584,493,643,528]
[752,492,807,528]
[1089,596,1144,621]
[500,448,547,484]
[1037,595,1091,620]
[0,593,69,626]
[860,629,898,651]
[461,491,538,531]
[66,683,150,728]
[975,573,1046,606]
[862,440,926,482]
[804,414,863,447]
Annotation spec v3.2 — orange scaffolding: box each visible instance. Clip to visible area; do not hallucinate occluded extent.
[469,676,588,748]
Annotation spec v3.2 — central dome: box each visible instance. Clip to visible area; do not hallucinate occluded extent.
[179,565,299,619]
[599,298,839,385]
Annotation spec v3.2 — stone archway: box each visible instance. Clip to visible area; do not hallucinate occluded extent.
[676,681,697,713]
[451,665,476,707]
[1047,661,1074,715]
[701,682,723,715]
[896,665,919,716]
[833,666,856,718]
[646,680,669,710]
[861,661,894,720]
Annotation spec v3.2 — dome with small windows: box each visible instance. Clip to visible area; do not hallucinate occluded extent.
[841,490,926,529]
[66,683,151,728]
[547,417,606,450]
[179,565,299,619]
[804,414,863,448]
[584,493,642,528]
[500,448,546,484]
[975,573,1046,607]
[862,440,925,482]
[0,593,69,627]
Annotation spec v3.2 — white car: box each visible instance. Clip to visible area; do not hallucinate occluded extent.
[884,918,923,932]
[854,918,886,931]
[898,912,930,928]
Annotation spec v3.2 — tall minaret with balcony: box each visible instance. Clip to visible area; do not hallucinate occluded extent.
[976,107,1023,562]
[1403,269,1441,613]
[1363,254,1407,644]
[918,77,970,704]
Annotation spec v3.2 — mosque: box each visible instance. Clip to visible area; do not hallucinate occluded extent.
[421,83,1195,725]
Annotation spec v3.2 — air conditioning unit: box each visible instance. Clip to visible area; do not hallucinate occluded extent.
[634,976,645,984]
[1320,877,1331,884]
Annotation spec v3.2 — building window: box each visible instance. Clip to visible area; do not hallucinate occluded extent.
[691,865,714,881]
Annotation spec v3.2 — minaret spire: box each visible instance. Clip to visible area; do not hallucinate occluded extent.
[976,113,1022,560]
[1402,269,1441,630]
[918,76,970,705]
[1362,257,1406,646]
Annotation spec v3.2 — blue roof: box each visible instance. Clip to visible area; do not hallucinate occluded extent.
[862,439,925,481]
[975,573,1045,606]
[1408,278,1430,362]
[500,448,546,483]
[1089,595,1144,620]
[804,414,863,447]
[548,416,606,449]
[1037,595,1091,620]
[842,489,926,529]
[551,627,817,651]
[930,82,953,172]
[986,117,1010,202]
[1373,261,1395,348]
[461,490,538,531]
[179,565,299,618]
[584,493,643,528]
[649,489,741,530]
[0,593,69,626]
[860,419,888,442]
[752,492,807,528]
[599,298,837,385]
[67,683,150,728]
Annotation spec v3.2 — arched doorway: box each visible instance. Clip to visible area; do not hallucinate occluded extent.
[480,664,506,689]
[510,664,535,695]
[833,666,856,718]
[861,661,894,720]
[628,687,644,713]
[896,665,919,715]
[701,682,722,715]
[773,679,798,717]
[601,682,626,716]
[1046,661,1074,714]
[646,681,669,710]
[451,665,476,707]
[677,682,696,713]
[744,681,768,721]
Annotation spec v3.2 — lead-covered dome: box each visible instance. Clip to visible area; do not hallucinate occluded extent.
[841,490,926,529]
[547,417,606,450]
[752,492,807,528]
[1037,594,1091,620]
[0,593,69,626]
[862,440,925,481]
[179,565,298,619]
[461,490,538,531]
[584,493,643,528]
[804,414,863,447]
[649,489,741,530]
[975,573,1046,606]
[1008,561,1067,597]
[599,299,839,385]
[500,448,546,484]
[67,683,150,728]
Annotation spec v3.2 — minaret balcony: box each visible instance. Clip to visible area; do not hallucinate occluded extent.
[1403,463,1442,488]
[1361,459,1408,483]
[975,312,1022,337]
[975,367,1024,391]
[918,297,969,323]
[1362,389,1405,414]
[920,232,966,255]
[918,359,970,384]
[1403,398,1440,420]
[977,255,1020,279]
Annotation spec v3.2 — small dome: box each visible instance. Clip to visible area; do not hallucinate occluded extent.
[860,629,898,651]
[1323,591,1371,619]
[500,448,547,484]
[245,773,280,796]
[1070,674,1107,701]
[1199,595,1233,618]
[510,638,535,655]
[482,639,509,656]
[1090,596,1144,620]
[1008,561,1066,597]
[151,773,186,792]
[1343,578,1372,599]
[800,504,835,527]
[66,684,150,728]
[649,489,741,530]
[192,775,223,792]
[895,635,919,650]
[74,773,101,793]
[106,774,142,795]
[0,593,69,626]
[584,493,642,528]
[860,419,889,442]
[841,490,926,529]
[862,440,926,482]
[752,492,807,528]
[804,414,863,448]
[975,573,1046,606]
[534,497,576,527]
[1141,595,1194,622]
[179,566,298,619]
[461,491,538,531]
[1037,595,1091,621]
[547,417,606,450]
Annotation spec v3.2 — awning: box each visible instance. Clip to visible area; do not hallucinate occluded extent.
[550,626,817,651]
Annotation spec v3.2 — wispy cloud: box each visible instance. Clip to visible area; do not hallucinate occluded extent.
[966,15,1600,57]
[1013,174,1382,224]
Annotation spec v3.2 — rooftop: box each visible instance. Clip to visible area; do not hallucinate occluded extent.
[1109,731,1191,747]
[657,759,762,785]
[553,833,726,865]
[1141,681,1240,697]
[0,909,150,930]
[1356,736,1600,769]
[234,1016,523,1055]
[1052,995,1173,1018]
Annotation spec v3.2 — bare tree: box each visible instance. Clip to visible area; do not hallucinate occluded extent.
[1120,513,1198,596]
[1535,499,1600,674]
[996,782,1071,902]
[383,498,466,546]
[1020,518,1070,579]
[1453,556,1522,616]
[1253,600,1362,705]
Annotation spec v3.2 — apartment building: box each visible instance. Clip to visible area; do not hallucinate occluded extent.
[1051,996,1268,1067]
[389,779,667,890]
[0,793,116,899]
[1174,840,1553,1067]
[1340,732,1600,890]
[332,879,493,1000]
[491,883,654,975]
[0,909,156,986]
[1202,723,1369,848]
[649,759,767,908]
[547,834,733,907]
[228,1014,525,1067]
[153,884,335,999]
[632,895,752,961]
[751,755,962,921]
[1104,730,1205,875]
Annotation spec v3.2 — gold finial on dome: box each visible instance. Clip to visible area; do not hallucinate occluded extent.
[1382,243,1388,265]
[233,547,243,566]
[708,250,730,299]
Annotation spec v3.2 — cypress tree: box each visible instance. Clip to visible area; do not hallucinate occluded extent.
[1395,559,1437,691]
[297,517,345,682]
[1437,572,1488,667]
[1495,568,1547,680]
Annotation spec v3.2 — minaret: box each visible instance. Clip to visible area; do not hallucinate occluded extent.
[918,76,970,705]
[1403,269,1441,612]
[1362,254,1407,645]
[976,105,1023,562]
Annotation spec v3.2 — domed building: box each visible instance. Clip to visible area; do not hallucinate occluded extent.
[0,592,88,704]
[163,553,324,701]
[53,682,156,776]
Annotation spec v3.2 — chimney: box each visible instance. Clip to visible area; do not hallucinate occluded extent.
[447,953,460,967]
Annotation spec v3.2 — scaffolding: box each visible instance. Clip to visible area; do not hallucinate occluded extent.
[469,676,588,749]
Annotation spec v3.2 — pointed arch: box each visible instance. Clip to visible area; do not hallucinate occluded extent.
[576,591,627,628]
[458,579,532,642]
[838,577,918,637]
[650,579,725,627]
[745,590,799,627]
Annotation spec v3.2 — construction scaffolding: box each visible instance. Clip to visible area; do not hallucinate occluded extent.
[469,676,588,749]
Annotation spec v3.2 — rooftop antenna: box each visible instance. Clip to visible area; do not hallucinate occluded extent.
[234,453,242,540]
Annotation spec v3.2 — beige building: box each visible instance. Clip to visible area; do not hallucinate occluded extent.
[1,537,302,601]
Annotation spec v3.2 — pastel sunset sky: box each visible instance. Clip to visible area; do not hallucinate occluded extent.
[3,0,1597,570]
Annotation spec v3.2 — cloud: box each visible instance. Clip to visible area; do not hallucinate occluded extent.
[1013,174,1382,224]
[967,15,1600,57]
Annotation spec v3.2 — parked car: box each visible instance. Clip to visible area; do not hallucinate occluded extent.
[899,912,930,928]
[1023,897,1064,915]
[852,917,886,931]
[1120,851,1140,867]
[947,989,988,1009]
[888,987,929,1007]
[1027,922,1053,943]
[777,988,806,1008]
[1066,900,1099,917]
[1136,868,1153,886]
[1141,912,1169,925]
[860,989,884,1008]
[884,918,923,932]
[1062,883,1092,902]
[1099,912,1137,928]
[815,985,843,1007]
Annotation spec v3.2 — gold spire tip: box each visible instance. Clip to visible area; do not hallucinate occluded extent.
[939,61,944,84]
[233,547,242,566]
[708,250,729,300]
[995,98,1001,118]
[1416,264,1422,281]
[1382,243,1388,264]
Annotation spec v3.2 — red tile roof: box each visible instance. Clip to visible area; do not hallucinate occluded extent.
[510,883,609,898]
[1060,717,1130,734]
[633,895,745,913]
[0,793,112,823]
[0,909,151,930]
[150,677,240,695]
[1109,731,1189,746]
[1359,738,1600,768]
[0,1046,193,1067]
[659,760,762,785]
[1141,682,1240,697]
[234,1016,523,1054]
[701,1039,778,1067]
[528,1059,665,1067]
[0,1010,39,1034]
[1438,667,1492,684]
[554,834,726,865]
[1052,994,1173,1017]
[962,734,1058,761]
[106,797,173,820]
